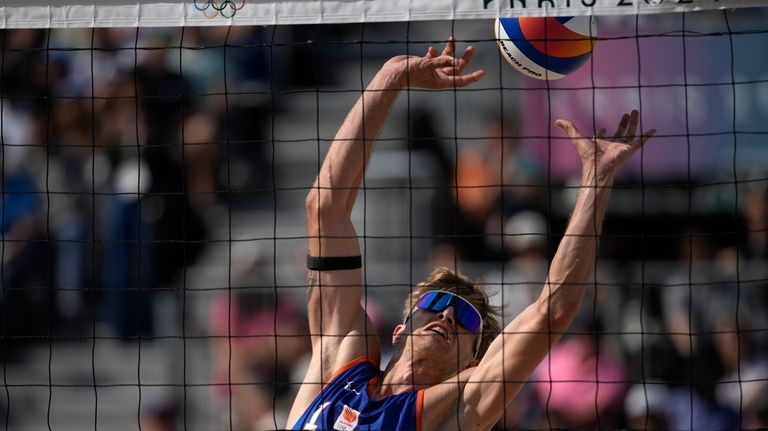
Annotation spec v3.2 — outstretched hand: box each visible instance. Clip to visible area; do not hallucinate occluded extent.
[383,38,486,89]
[556,110,656,179]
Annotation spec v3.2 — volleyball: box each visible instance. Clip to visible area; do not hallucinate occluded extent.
[495,17,597,80]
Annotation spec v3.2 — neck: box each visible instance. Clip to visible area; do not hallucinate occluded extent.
[373,350,449,399]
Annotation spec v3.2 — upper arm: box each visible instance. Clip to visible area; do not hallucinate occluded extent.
[288,196,380,425]
[287,269,380,427]
[306,268,380,372]
[423,297,562,430]
[304,193,380,374]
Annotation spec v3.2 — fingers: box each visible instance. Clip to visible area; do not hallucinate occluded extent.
[452,69,486,87]
[623,128,656,159]
[635,128,657,149]
[612,110,640,142]
[625,110,639,141]
[430,55,460,69]
[417,38,486,88]
[437,45,475,76]
[441,37,455,58]
[461,45,476,67]
[434,67,486,88]
[612,113,630,139]
[556,119,585,141]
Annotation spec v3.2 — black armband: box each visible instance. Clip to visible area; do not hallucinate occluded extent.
[306,255,362,271]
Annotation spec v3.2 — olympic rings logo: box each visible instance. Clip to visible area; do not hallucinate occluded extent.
[194,0,246,19]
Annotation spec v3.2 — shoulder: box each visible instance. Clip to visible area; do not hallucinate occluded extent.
[329,356,379,383]
[287,356,379,427]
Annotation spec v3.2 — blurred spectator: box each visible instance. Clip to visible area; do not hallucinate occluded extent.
[485,211,549,325]
[624,384,669,430]
[91,68,154,337]
[101,157,155,338]
[0,29,47,104]
[745,383,768,429]
[1,30,56,341]
[481,113,544,217]
[664,384,738,430]
[209,290,310,429]
[718,360,768,424]
[659,225,768,430]
[532,322,630,429]
[132,34,209,292]
[412,108,534,264]
[180,26,274,209]
[662,232,730,368]
[0,170,49,351]
[485,211,549,429]
[741,183,768,259]
[182,112,219,210]
[141,398,178,431]
[662,229,768,390]
[208,251,310,429]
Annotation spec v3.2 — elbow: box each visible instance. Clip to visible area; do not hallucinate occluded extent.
[549,309,576,332]
[305,189,321,220]
[305,188,341,224]
[305,187,350,232]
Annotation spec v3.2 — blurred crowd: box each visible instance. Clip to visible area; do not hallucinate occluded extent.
[1,26,279,428]
[0,26,277,340]
[1,25,767,430]
[417,107,768,430]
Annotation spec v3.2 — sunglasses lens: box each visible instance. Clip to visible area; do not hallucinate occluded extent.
[417,291,449,311]
[454,303,482,333]
[415,291,482,334]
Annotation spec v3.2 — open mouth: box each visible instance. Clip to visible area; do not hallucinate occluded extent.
[429,326,450,343]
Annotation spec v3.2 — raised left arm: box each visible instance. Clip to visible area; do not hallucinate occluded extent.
[424,111,655,429]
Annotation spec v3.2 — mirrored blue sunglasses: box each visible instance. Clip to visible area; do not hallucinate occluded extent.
[411,290,483,335]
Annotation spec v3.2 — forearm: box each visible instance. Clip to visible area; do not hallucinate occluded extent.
[460,112,652,424]
[540,168,615,327]
[462,170,617,423]
[307,44,484,249]
[309,66,404,225]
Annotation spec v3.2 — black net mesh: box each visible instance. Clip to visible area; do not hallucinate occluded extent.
[0,9,767,430]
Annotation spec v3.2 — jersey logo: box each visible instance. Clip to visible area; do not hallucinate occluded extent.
[343,381,361,395]
[333,405,360,430]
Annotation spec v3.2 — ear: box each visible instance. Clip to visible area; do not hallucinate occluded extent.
[392,324,406,345]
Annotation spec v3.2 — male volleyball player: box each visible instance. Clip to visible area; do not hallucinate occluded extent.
[288,39,655,430]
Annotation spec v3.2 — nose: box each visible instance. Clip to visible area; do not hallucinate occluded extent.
[438,306,456,327]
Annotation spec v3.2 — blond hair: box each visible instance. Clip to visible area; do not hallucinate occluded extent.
[403,267,501,359]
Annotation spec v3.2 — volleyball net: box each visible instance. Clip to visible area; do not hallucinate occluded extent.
[1,1,768,429]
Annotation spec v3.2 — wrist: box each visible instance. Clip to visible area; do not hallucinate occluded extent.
[375,61,407,90]
[581,167,615,188]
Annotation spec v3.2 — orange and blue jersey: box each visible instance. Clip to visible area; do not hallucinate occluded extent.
[291,356,424,431]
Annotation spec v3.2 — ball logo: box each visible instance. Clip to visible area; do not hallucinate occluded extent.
[333,405,360,430]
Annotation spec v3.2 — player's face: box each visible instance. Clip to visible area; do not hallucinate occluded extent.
[413,307,477,347]
[400,291,482,369]
[404,307,478,370]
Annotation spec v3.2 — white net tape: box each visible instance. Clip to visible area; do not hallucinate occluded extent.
[0,0,765,28]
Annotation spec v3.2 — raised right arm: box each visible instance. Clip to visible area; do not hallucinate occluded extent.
[304,61,404,368]
[288,40,485,426]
